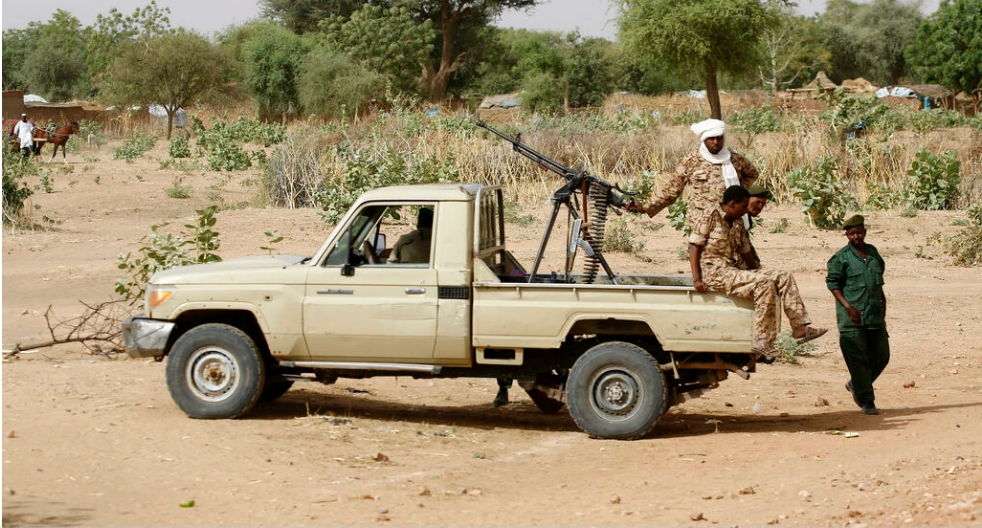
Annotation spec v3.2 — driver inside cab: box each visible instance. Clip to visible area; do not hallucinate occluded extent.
[387,207,433,264]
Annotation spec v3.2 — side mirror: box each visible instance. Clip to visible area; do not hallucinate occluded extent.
[341,263,355,277]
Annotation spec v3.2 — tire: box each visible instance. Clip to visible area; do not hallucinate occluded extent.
[566,341,667,440]
[166,323,265,419]
[258,381,294,402]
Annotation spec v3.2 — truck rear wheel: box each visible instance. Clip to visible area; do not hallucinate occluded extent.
[166,323,265,419]
[566,341,667,440]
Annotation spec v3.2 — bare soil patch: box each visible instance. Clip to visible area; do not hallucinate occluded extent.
[3,142,981,526]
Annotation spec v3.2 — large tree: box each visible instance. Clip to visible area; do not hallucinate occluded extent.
[260,0,367,33]
[85,1,173,89]
[5,10,88,101]
[905,0,982,100]
[241,25,312,122]
[819,0,922,85]
[618,0,779,119]
[102,32,228,138]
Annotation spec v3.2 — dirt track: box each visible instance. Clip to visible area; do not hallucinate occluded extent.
[3,142,981,526]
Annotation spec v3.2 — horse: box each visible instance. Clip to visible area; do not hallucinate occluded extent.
[35,122,81,163]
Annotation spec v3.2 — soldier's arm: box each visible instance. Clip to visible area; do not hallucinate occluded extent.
[637,161,690,218]
[734,153,759,187]
[688,215,711,293]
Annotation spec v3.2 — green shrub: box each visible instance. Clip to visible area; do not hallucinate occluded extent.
[819,92,905,135]
[113,129,157,161]
[168,134,191,158]
[773,330,818,364]
[667,197,691,236]
[115,206,222,303]
[504,202,534,227]
[521,72,564,113]
[603,217,645,254]
[945,202,982,267]
[865,183,898,211]
[768,218,789,234]
[730,105,783,136]
[908,109,969,132]
[2,151,37,226]
[899,148,961,210]
[787,157,851,229]
[206,137,251,171]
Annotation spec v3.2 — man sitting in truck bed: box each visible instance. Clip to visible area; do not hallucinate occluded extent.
[387,207,433,264]
[689,185,827,359]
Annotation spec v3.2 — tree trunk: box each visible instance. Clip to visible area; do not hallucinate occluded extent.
[430,0,458,102]
[166,110,174,140]
[706,62,722,119]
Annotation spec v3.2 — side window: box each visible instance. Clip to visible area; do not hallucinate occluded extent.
[323,204,435,267]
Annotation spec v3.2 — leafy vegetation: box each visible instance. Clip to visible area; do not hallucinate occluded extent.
[113,129,157,161]
[944,202,982,267]
[2,150,38,226]
[787,157,852,229]
[898,148,962,210]
[168,134,190,158]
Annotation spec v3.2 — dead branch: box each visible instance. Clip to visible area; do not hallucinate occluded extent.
[5,299,134,359]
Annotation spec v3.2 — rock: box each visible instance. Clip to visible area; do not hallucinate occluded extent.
[753,402,762,414]
[610,495,621,504]
[6,430,15,439]
[799,490,812,500]
[690,512,706,521]
[739,487,756,495]
[814,396,830,407]
[903,381,916,388]
[372,452,389,462]
[418,488,431,496]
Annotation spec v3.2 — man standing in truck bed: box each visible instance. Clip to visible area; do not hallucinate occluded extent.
[689,185,827,359]
[627,118,758,231]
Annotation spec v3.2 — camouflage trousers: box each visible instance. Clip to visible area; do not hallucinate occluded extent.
[705,267,811,349]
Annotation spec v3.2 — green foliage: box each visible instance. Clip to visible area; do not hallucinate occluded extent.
[259,0,365,34]
[603,217,645,254]
[102,32,228,139]
[241,25,310,119]
[5,10,89,100]
[944,202,982,267]
[521,71,564,113]
[318,5,435,95]
[773,330,817,364]
[195,118,268,171]
[205,137,252,171]
[906,0,982,96]
[113,129,157,161]
[297,45,385,119]
[260,229,284,255]
[819,92,904,135]
[759,10,831,91]
[314,147,461,224]
[168,134,191,158]
[114,206,222,303]
[908,109,971,133]
[786,157,852,229]
[667,197,691,236]
[768,218,789,234]
[865,183,899,211]
[819,0,922,84]
[729,105,783,136]
[2,151,37,226]
[899,148,962,210]
[86,2,173,90]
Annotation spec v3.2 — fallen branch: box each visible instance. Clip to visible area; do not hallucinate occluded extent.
[5,299,132,359]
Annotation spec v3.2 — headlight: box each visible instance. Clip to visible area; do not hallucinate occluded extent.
[145,284,175,312]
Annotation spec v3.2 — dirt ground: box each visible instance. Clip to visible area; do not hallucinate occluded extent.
[3,141,981,527]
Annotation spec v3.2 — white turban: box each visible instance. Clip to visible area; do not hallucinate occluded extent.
[691,118,726,142]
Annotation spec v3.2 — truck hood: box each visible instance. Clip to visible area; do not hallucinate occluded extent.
[150,255,309,285]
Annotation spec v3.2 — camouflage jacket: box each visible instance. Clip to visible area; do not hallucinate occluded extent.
[689,205,752,273]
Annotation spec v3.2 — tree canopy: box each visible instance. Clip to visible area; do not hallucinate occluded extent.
[241,25,312,121]
[906,0,982,98]
[618,0,779,118]
[101,32,229,138]
[819,0,922,85]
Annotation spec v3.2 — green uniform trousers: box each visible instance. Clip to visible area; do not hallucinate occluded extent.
[839,328,890,405]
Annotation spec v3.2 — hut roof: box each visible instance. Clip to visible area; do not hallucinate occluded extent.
[804,71,838,90]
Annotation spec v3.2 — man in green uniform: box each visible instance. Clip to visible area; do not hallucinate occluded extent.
[826,215,889,415]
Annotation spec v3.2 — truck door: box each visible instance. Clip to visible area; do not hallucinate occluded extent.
[303,203,438,361]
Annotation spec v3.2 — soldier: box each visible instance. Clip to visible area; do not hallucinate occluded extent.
[627,118,758,231]
[826,215,889,415]
[690,185,827,359]
[739,183,772,269]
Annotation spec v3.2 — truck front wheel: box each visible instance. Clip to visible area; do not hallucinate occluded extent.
[166,323,265,419]
[566,341,667,440]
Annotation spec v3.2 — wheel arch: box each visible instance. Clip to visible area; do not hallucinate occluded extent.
[167,309,273,364]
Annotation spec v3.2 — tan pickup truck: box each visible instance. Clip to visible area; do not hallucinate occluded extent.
[124,183,762,440]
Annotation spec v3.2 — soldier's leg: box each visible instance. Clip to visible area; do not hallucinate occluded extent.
[840,329,875,404]
[493,377,512,407]
[760,269,811,328]
[708,268,778,349]
[867,328,891,384]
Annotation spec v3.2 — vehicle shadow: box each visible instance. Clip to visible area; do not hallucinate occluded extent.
[654,400,982,439]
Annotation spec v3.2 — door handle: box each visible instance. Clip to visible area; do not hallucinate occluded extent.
[404,287,426,294]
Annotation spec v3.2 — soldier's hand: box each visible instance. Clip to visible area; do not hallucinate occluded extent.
[624,198,643,214]
[846,306,863,325]
[693,280,708,293]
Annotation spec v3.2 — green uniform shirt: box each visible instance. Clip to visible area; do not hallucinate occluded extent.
[826,244,886,330]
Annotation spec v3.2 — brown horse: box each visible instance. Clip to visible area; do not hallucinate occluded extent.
[35,122,81,162]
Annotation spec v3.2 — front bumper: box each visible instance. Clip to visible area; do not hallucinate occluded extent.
[122,316,175,358]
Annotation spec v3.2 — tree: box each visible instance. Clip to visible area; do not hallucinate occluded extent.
[618,0,779,119]
[759,11,831,92]
[12,10,88,101]
[819,0,922,85]
[85,1,173,89]
[102,32,228,139]
[318,4,435,95]
[241,25,311,121]
[260,0,367,33]
[297,45,384,118]
[906,0,982,100]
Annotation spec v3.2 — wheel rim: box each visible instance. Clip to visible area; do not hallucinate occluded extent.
[589,367,643,420]
[186,346,240,402]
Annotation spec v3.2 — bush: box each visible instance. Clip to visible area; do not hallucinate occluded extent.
[945,202,982,267]
[522,72,564,113]
[667,197,691,236]
[2,150,37,226]
[205,136,251,171]
[899,148,961,210]
[730,105,783,136]
[773,330,818,364]
[787,157,852,229]
[196,119,254,171]
[603,217,645,254]
[113,129,157,161]
[168,134,191,158]
[115,206,222,303]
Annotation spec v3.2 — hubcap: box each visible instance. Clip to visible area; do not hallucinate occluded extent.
[186,347,240,402]
[591,367,642,419]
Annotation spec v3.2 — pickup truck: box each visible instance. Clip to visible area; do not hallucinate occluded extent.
[123,183,762,440]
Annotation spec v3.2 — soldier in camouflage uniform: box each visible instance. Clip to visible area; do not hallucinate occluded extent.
[627,119,758,231]
[736,183,772,269]
[689,186,827,359]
